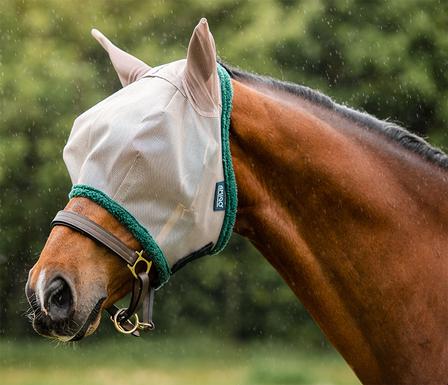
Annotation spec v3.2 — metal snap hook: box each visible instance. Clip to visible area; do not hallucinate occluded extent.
[138,321,155,331]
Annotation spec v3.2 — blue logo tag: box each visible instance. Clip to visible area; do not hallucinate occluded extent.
[213,181,226,211]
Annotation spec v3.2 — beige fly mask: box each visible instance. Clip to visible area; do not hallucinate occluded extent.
[63,19,236,287]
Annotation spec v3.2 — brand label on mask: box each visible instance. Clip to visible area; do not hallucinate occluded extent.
[213,181,226,211]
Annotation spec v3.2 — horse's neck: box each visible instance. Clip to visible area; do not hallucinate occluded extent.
[230,80,448,384]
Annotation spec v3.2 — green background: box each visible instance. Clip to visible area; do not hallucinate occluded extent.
[0,0,446,384]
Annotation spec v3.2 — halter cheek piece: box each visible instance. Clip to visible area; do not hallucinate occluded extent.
[51,210,156,337]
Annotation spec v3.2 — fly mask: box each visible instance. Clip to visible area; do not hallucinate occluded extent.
[52,19,237,336]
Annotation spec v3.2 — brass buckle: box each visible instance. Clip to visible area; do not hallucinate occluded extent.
[112,308,139,335]
[127,250,152,279]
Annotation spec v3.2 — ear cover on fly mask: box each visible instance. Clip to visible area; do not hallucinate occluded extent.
[91,28,151,86]
[183,18,220,116]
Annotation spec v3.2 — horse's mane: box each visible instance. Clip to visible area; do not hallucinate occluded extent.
[219,62,448,170]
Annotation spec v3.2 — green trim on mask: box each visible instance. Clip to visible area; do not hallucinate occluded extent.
[69,184,171,288]
[212,64,238,255]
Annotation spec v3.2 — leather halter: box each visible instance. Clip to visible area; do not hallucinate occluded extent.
[51,210,156,338]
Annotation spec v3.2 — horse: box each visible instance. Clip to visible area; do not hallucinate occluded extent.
[25,19,448,384]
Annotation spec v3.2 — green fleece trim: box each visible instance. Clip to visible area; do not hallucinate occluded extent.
[69,184,171,288]
[212,64,237,254]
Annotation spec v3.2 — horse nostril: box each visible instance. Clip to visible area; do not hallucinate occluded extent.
[44,277,73,321]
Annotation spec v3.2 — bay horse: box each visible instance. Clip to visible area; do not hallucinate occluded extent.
[25,19,447,384]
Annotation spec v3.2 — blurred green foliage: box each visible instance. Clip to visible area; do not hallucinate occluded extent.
[0,0,447,344]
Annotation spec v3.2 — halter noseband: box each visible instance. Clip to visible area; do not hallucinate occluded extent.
[51,210,156,338]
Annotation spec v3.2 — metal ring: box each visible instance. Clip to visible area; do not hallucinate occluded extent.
[112,308,139,335]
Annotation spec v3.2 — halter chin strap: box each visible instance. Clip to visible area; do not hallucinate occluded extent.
[51,210,156,338]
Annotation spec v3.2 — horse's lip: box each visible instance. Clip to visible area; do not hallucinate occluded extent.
[68,297,105,342]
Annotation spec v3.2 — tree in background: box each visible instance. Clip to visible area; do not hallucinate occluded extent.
[0,0,446,341]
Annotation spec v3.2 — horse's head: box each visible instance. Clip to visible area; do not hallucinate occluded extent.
[25,19,236,341]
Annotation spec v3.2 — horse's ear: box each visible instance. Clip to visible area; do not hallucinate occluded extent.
[91,29,151,87]
[184,18,220,114]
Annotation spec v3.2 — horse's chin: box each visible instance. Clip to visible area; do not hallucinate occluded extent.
[53,314,101,342]
[55,297,105,342]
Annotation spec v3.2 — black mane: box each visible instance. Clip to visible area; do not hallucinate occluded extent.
[220,62,448,170]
